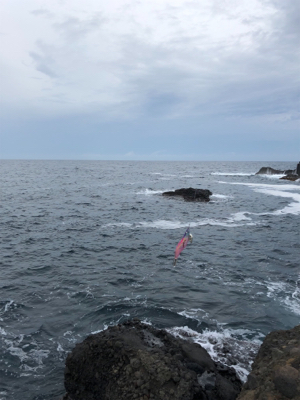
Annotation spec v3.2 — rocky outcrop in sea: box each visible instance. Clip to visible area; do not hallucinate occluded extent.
[61,322,300,400]
[162,187,212,202]
[256,163,300,181]
[238,324,300,400]
[62,319,242,400]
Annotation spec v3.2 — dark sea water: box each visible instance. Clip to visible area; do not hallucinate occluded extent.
[0,160,299,399]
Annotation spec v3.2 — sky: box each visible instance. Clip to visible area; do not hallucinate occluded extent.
[0,0,299,161]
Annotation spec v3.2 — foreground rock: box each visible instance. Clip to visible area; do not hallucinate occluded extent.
[162,187,212,202]
[238,324,300,400]
[63,319,242,400]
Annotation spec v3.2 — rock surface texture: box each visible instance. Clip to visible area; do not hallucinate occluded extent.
[162,187,212,202]
[62,319,242,400]
[238,325,300,400]
[256,166,299,181]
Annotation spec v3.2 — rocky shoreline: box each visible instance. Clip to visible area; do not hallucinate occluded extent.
[238,325,300,400]
[256,163,300,181]
[61,321,300,400]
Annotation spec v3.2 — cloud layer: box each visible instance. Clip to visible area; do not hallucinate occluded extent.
[0,0,299,160]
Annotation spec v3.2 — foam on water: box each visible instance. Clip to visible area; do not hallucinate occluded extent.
[211,172,255,176]
[222,181,300,216]
[211,194,233,199]
[103,215,257,230]
[266,278,300,316]
[136,188,164,195]
[3,336,50,373]
[168,325,262,382]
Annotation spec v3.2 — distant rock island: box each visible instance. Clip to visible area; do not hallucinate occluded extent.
[256,162,300,181]
[162,187,212,202]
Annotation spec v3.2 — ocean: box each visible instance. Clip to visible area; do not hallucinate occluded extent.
[0,160,299,400]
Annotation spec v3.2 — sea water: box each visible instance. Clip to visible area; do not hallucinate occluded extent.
[0,160,299,399]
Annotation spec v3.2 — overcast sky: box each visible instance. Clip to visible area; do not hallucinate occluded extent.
[0,0,299,161]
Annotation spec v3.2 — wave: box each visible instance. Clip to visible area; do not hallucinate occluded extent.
[75,300,261,382]
[266,277,300,316]
[136,188,164,195]
[259,174,286,179]
[150,173,176,177]
[167,325,263,382]
[102,215,257,230]
[211,194,233,200]
[1,329,50,375]
[221,181,300,216]
[211,172,255,177]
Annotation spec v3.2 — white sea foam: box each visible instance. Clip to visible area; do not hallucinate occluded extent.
[0,327,7,335]
[0,391,8,400]
[212,172,255,176]
[103,222,133,228]
[178,308,209,320]
[168,325,262,382]
[139,220,184,229]
[3,300,14,313]
[103,215,257,230]
[265,279,300,316]
[230,212,252,222]
[221,181,300,216]
[211,194,233,199]
[284,296,300,316]
[150,173,176,177]
[91,328,105,334]
[261,174,286,179]
[136,188,164,195]
[266,281,286,297]
[3,333,50,373]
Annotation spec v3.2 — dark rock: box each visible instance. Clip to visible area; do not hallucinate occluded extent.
[162,187,212,202]
[280,174,299,181]
[238,324,300,400]
[63,319,242,400]
[256,165,300,181]
[256,167,294,175]
[273,365,299,398]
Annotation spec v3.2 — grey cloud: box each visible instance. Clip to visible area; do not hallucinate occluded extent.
[115,15,299,122]
[25,0,299,125]
[29,47,58,78]
[31,9,54,18]
[52,13,105,41]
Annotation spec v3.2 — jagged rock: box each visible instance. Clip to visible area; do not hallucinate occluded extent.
[280,174,299,181]
[162,187,212,202]
[256,165,300,181]
[238,324,300,400]
[255,167,294,175]
[62,319,242,400]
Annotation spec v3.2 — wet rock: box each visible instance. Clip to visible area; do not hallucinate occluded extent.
[274,365,299,398]
[280,174,299,181]
[238,324,300,400]
[255,167,294,175]
[63,319,242,400]
[162,187,212,202]
[256,165,299,181]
